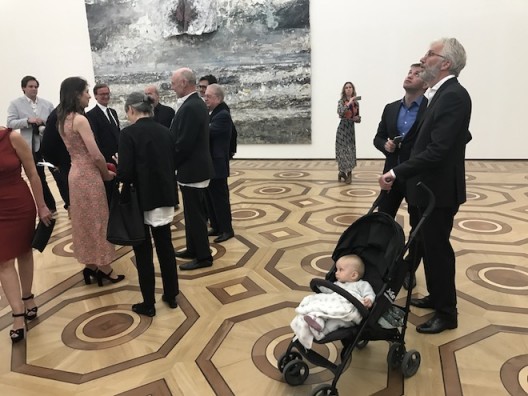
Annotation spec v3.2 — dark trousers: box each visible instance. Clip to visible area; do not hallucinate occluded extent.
[33,150,56,211]
[180,185,212,262]
[133,223,179,306]
[409,205,458,318]
[377,181,422,271]
[55,164,71,209]
[205,178,233,234]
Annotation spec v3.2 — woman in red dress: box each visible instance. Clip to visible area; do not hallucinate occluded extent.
[0,126,53,343]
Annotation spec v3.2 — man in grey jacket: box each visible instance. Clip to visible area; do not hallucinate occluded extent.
[7,76,56,212]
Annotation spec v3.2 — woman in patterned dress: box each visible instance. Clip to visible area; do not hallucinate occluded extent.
[335,82,361,184]
[57,77,124,286]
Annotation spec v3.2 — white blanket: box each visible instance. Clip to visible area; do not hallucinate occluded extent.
[290,280,375,349]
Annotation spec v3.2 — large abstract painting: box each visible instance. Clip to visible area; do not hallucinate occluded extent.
[85,0,311,144]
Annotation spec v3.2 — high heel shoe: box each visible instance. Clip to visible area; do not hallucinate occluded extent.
[338,171,346,182]
[96,269,125,287]
[82,268,98,285]
[345,172,352,184]
[22,294,38,321]
[10,313,27,343]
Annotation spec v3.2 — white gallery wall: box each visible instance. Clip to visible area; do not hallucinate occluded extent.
[1,0,526,159]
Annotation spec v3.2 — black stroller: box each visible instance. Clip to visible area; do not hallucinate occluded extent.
[277,183,435,396]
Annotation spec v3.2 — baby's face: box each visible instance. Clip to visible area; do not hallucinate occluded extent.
[335,260,359,282]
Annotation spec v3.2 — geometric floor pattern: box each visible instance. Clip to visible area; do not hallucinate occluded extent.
[0,159,527,396]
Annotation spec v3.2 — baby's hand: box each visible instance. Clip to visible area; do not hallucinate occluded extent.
[363,298,373,308]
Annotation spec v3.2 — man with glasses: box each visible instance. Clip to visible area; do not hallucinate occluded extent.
[379,38,472,334]
[86,83,120,203]
[197,75,218,98]
[203,84,235,243]
[7,75,57,213]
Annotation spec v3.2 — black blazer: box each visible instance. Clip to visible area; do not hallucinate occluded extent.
[209,102,232,179]
[394,78,472,208]
[86,105,120,164]
[170,92,214,183]
[41,107,71,169]
[153,103,175,128]
[373,97,428,173]
[117,117,176,211]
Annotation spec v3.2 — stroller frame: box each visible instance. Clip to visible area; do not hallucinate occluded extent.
[278,183,435,396]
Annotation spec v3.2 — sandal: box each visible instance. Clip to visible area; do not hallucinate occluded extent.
[10,313,27,343]
[22,294,38,321]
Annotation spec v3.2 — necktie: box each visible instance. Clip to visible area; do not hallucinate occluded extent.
[107,108,117,128]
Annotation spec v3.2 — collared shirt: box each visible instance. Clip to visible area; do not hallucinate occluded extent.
[174,91,195,113]
[397,95,424,137]
[25,95,39,115]
[425,74,456,103]
[96,102,118,125]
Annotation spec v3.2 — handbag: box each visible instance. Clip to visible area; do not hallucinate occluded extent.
[106,182,145,246]
[32,218,56,252]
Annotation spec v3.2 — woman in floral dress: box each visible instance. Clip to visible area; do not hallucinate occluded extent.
[335,82,361,184]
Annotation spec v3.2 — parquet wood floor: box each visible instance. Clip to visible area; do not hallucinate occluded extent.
[1,160,527,396]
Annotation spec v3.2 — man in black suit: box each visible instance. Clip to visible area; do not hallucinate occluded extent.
[170,68,215,270]
[41,107,71,211]
[86,83,120,203]
[374,63,428,290]
[203,84,235,243]
[145,84,180,209]
[379,38,472,334]
[144,85,175,128]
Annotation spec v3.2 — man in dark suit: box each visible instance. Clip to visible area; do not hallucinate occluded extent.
[145,84,180,209]
[144,85,175,128]
[379,38,472,334]
[203,84,235,243]
[374,63,428,290]
[41,107,71,211]
[170,68,215,270]
[86,83,120,203]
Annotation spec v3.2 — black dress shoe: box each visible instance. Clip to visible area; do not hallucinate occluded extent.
[162,295,178,309]
[403,273,417,290]
[410,295,434,309]
[132,302,156,317]
[174,249,196,259]
[213,232,234,243]
[180,259,213,270]
[208,228,219,237]
[416,314,457,334]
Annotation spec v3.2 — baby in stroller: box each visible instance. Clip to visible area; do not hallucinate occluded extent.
[291,254,376,349]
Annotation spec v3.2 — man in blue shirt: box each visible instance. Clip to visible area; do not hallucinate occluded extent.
[373,63,428,289]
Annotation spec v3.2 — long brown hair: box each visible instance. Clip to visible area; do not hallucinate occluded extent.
[57,77,88,134]
[340,81,356,102]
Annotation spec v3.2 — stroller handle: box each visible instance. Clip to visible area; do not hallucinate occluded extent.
[416,182,435,219]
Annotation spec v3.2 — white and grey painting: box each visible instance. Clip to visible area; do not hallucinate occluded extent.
[85,0,311,144]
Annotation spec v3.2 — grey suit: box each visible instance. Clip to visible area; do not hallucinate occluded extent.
[7,95,54,152]
[7,95,56,211]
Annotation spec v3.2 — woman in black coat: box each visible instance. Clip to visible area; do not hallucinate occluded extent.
[117,92,179,317]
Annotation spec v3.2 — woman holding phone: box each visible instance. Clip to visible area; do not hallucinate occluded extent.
[335,82,361,184]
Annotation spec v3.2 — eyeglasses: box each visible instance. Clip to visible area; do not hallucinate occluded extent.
[425,50,447,59]
[197,85,208,90]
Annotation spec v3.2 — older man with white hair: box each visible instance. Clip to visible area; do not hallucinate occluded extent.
[170,68,214,270]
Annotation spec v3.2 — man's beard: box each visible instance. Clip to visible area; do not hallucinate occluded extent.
[420,62,442,84]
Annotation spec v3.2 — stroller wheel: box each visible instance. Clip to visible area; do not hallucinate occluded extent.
[277,351,303,373]
[387,343,405,369]
[401,349,421,378]
[356,339,369,349]
[312,383,339,396]
[283,360,309,386]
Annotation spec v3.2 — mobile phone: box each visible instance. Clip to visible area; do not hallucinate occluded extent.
[355,96,362,101]
[393,135,403,144]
